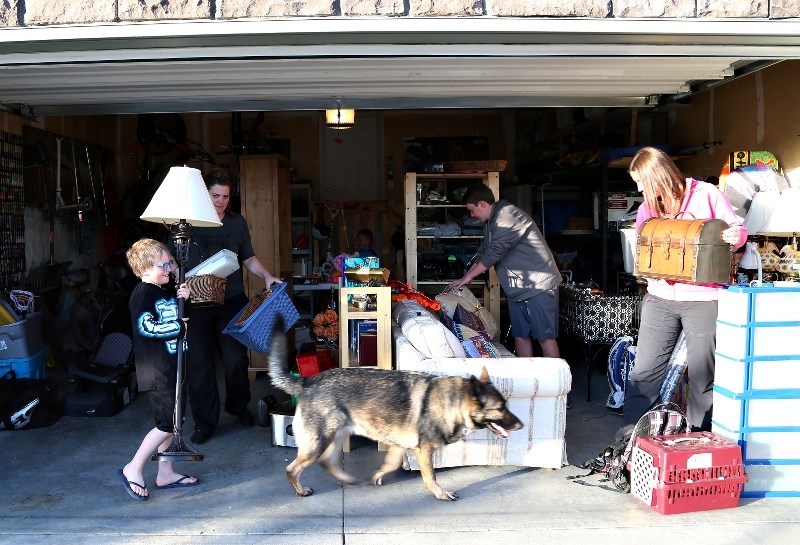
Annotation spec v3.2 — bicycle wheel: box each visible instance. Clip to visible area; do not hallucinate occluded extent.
[69,297,102,353]
[137,113,187,156]
[118,171,172,247]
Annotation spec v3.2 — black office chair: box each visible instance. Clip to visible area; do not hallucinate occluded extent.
[65,332,138,417]
[69,332,134,386]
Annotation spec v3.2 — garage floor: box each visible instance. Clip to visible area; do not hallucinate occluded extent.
[1,356,799,545]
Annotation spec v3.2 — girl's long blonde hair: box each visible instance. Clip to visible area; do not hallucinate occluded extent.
[628,147,686,218]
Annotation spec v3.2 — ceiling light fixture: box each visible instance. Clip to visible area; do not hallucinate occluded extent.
[325,98,355,130]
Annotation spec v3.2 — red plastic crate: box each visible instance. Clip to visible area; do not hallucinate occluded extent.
[631,431,748,515]
[296,349,335,377]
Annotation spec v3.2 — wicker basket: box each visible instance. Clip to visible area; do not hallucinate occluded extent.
[445,160,508,173]
[187,275,226,307]
[222,282,300,353]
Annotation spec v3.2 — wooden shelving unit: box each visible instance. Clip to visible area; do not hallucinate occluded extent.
[338,286,391,370]
[404,172,501,324]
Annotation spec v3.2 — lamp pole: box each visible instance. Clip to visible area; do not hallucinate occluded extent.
[151,220,203,462]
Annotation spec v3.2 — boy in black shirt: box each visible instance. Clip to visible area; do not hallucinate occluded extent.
[117,238,198,501]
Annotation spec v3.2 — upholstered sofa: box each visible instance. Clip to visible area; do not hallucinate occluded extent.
[391,299,572,471]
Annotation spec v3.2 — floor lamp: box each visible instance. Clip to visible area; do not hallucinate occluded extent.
[140,166,222,461]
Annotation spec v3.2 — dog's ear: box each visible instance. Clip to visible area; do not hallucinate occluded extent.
[468,375,486,401]
[479,366,491,384]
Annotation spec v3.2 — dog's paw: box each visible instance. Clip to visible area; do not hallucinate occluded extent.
[295,487,314,497]
[436,490,459,501]
[372,474,384,486]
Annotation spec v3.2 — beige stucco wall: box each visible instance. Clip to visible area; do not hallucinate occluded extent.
[6,0,799,26]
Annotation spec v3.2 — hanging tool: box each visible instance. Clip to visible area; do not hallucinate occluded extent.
[85,145,99,220]
[64,138,93,223]
[55,137,66,210]
[71,139,83,223]
[323,204,340,266]
[54,136,93,219]
[85,145,107,225]
[96,151,109,226]
[339,205,352,252]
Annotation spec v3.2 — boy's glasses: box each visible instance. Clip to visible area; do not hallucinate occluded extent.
[153,260,174,272]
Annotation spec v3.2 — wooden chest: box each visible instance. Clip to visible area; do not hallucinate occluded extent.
[634,218,732,284]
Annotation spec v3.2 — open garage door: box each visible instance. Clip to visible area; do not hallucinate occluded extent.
[0,18,796,116]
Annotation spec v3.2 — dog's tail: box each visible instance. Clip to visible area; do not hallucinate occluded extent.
[267,318,304,397]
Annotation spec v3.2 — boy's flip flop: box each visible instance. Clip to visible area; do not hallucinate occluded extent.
[155,475,200,489]
[117,469,148,501]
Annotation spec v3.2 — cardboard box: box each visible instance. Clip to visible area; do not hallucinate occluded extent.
[271,412,297,447]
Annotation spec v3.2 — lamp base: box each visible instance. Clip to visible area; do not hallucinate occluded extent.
[151,433,204,462]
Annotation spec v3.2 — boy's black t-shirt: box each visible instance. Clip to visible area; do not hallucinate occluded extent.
[129,282,184,392]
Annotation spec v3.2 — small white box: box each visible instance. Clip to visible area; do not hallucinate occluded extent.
[271,413,297,447]
[186,249,239,278]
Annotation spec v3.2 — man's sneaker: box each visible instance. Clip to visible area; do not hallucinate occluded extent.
[191,429,211,445]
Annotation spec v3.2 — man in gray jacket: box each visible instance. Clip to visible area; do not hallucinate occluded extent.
[446,183,562,358]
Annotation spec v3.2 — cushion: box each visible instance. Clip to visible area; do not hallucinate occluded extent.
[435,288,500,339]
[453,304,492,340]
[458,326,499,358]
[439,308,454,329]
[394,300,466,359]
[393,298,437,324]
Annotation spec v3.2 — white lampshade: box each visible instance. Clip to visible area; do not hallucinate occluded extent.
[760,187,800,236]
[140,166,222,227]
[744,191,780,234]
[739,241,763,286]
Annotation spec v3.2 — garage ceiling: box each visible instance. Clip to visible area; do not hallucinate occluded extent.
[1,17,799,116]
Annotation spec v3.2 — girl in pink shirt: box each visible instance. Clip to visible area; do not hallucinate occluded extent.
[620,147,746,434]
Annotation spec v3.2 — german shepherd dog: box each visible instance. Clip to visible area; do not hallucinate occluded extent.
[267,326,523,500]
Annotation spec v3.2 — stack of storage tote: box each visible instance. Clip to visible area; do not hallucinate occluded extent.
[712,283,800,498]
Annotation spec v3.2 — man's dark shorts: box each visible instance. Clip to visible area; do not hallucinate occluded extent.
[508,287,559,341]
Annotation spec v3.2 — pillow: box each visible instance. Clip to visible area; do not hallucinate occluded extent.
[392,298,436,325]
[439,309,455,332]
[453,304,492,340]
[453,324,499,358]
[435,288,500,339]
[461,334,500,359]
[396,301,466,359]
